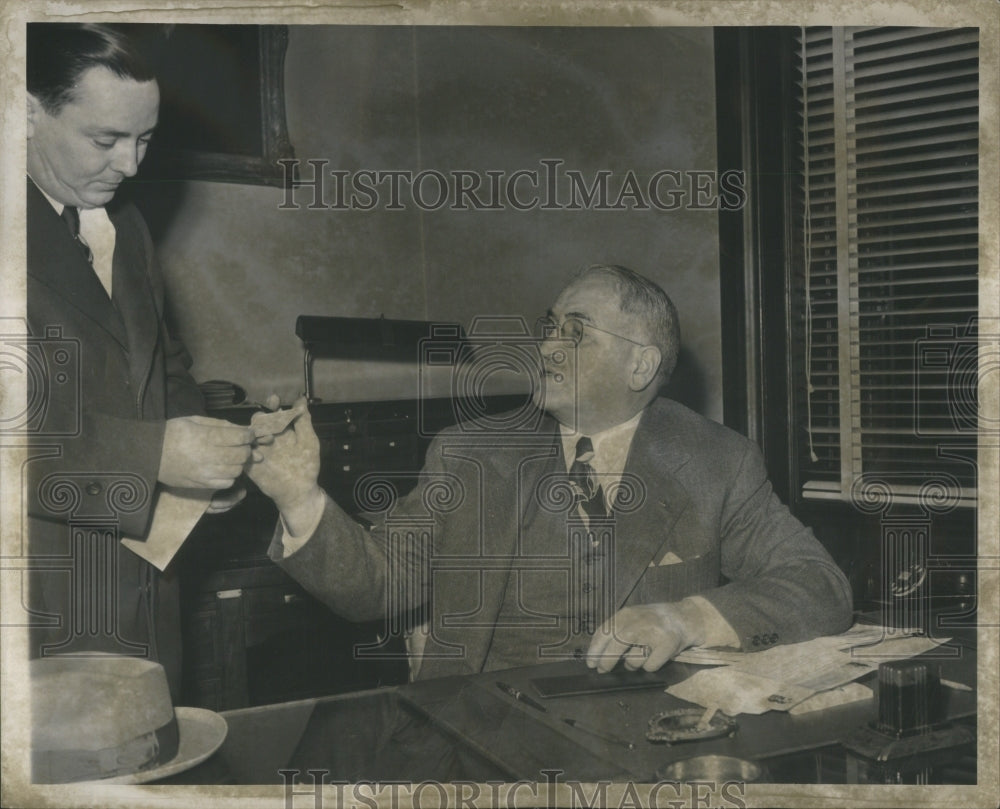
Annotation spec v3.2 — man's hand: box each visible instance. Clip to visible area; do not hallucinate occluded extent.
[246,398,324,537]
[586,601,707,673]
[158,416,253,489]
[205,484,248,515]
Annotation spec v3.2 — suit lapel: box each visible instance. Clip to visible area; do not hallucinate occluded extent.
[26,179,128,348]
[611,403,692,609]
[474,423,561,621]
[423,420,561,674]
[516,420,563,546]
[108,202,161,398]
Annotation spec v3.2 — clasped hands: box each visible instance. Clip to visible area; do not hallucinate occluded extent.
[156,395,322,521]
[155,395,309,509]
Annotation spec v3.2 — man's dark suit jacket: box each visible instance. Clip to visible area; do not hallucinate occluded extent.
[271,397,853,681]
[25,179,204,696]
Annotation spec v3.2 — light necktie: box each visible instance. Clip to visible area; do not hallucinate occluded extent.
[61,205,94,265]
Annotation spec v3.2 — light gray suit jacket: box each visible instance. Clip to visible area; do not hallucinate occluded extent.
[272,398,853,680]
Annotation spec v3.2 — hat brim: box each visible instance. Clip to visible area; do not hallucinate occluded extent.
[94,707,227,785]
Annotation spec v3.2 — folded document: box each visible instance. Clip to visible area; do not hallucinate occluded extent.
[668,624,949,715]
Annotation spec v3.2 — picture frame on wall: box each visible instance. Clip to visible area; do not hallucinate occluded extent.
[138,23,295,187]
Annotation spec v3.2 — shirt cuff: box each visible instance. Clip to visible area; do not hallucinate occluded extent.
[683,595,740,648]
[276,488,327,558]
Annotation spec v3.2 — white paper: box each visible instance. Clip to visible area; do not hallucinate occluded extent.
[120,486,214,571]
[668,668,817,715]
[250,398,308,440]
[667,623,949,715]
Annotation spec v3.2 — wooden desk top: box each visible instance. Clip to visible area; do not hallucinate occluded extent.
[163,623,976,785]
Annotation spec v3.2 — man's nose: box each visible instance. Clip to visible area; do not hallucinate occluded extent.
[110,141,141,177]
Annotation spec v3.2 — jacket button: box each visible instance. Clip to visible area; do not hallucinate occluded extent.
[85,482,102,496]
[751,635,760,647]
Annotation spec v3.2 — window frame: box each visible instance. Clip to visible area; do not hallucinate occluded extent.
[713,27,981,612]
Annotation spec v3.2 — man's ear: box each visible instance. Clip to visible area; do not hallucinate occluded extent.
[629,345,662,392]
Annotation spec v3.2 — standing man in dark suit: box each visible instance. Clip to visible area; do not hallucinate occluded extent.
[248,265,853,679]
[25,23,253,696]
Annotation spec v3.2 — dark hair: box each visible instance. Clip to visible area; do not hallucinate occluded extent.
[27,23,156,113]
[575,264,681,386]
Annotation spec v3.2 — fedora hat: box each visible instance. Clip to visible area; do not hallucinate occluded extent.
[31,655,227,784]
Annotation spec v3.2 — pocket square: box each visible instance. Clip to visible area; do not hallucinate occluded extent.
[648,550,684,567]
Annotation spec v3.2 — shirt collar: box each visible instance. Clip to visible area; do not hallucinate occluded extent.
[559,409,644,473]
[29,176,65,215]
[28,176,107,221]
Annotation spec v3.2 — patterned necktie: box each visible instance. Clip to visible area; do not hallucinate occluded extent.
[61,205,94,265]
[568,436,607,524]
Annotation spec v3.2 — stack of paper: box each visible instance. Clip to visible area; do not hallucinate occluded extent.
[667,624,951,715]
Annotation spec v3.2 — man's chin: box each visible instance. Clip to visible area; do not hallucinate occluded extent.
[533,389,576,428]
[82,186,119,207]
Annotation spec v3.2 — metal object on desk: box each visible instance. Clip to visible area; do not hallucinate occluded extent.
[656,754,762,782]
[842,659,975,783]
[645,707,738,744]
[496,680,548,713]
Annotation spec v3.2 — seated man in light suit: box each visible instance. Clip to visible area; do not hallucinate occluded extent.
[249,265,853,679]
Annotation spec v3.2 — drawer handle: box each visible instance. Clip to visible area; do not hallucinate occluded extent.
[216,589,243,600]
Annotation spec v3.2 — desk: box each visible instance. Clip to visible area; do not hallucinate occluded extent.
[163,626,976,785]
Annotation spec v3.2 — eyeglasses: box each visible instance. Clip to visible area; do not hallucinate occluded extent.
[535,316,646,347]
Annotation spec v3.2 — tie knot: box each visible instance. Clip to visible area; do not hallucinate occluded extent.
[574,436,595,465]
[61,205,81,237]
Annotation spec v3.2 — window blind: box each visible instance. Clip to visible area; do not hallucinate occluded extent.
[795,26,979,506]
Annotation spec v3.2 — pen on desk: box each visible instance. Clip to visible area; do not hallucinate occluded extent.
[496,681,548,713]
[941,678,973,692]
[562,717,636,750]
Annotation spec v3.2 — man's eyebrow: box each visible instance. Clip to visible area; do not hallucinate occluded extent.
[563,309,593,323]
[87,125,157,138]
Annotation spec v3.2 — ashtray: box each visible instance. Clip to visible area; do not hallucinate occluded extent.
[656,754,762,782]
[646,708,738,744]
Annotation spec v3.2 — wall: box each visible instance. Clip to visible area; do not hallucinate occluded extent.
[145,25,723,420]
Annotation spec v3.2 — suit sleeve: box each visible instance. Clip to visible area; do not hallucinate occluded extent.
[696,441,854,649]
[267,434,453,622]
